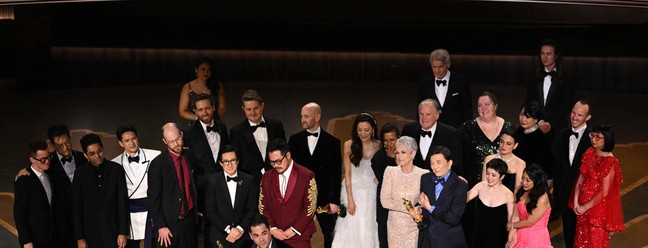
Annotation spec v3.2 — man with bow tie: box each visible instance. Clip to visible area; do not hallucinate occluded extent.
[183,94,230,247]
[526,39,575,142]
[551,100,591,248]
[205,145,258,247]
[288,102,341,248]
[46,124,88,247]
[418,48,473,129]
[402,99,463,176]
[112,124,161,248]
[230,89,286,183]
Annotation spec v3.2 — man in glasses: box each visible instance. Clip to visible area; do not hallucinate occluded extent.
[15,124,89,247]
[72,133,129,248]
[552,99,592,248]
[148,122,199,247]
[14,140,56,247]
[47,124,88,247]
[259,138,317,248]
[112,124,161,248]
[182,94,229,248]
[204,145,258,247]
[230,89,286,184]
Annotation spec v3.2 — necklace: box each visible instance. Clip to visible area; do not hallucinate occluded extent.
[498,153,513,164]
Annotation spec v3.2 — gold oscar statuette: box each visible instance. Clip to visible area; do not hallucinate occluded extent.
[316,204,347,218]
[403,198,428,229]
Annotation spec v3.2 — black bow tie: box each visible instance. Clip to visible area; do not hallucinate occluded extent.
[250,121,266,132]
[433,177,446,185]
[206,125,219,133]
[436,79,447,86]
[307,132,319,137]
[421,130,432,138]
[61,156,72,164]
[542,70,556,78]
[127,156,139,163]
[227,176,240,182]
[570,131,579,138]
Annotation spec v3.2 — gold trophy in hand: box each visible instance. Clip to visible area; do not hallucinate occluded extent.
[403,198,428,229]
[316,204,347,218]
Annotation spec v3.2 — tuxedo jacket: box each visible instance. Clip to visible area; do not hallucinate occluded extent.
[418,72,473,128]
[205,171,258,246]
[72,160,130,247]
[552,126,591,209]
[47,150,87,247]
[401,122,464,176]
[230,117,286,182]
[259,162,316,248]
[526,73,575,133]
[148,149,199,230]
[184,119,229,190]
[288,129,341,206]
[418,171,468,248]
[14,166,55,246]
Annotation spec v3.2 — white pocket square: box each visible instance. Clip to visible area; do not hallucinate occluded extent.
[452,93,459,96]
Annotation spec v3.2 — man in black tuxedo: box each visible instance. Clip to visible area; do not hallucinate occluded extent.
[402,99,463,175]
[230,89,286,183]
[205,145,258,247]
[148,123,199,248]
[552,100,591,248]
[14,140,56,247]
[418,48,473,129]
[288,102,341,248]
[183,94,229,247]
[72,133,129,248]
[46,124,88,248]
[526,39,575,142]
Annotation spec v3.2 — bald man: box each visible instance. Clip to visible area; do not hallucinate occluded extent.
[148,123,199,247]
[288,102,341,248]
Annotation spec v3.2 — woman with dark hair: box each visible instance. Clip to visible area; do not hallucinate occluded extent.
[514,100,553,182]
[483,127,526,194]
[178,56,226,122]
[332,112,380,247]
[371,122,401,248]
[569,125,624,248]
[506,163,553,248]
[467,158,515,248]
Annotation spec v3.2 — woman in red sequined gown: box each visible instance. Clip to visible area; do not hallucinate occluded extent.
[569,125,625,248]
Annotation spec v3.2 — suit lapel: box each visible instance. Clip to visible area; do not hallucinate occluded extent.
[546,79,558,106]
[219,176,234,209]
[272,171,283,202]
[284,165,298,200]
[234,177,244,209]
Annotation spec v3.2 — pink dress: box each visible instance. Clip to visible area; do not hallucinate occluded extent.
[514,202,553,248]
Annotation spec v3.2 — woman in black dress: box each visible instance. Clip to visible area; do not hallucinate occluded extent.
[514,100,553,183]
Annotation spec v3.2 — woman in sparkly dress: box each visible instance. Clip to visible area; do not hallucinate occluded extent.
[178,56,226,122]
[483,127,526,194]
[372,123,401,248]
[569,125,625,248]
[506,163,553,248]
[459,91,512,246]
[380,136,428,248]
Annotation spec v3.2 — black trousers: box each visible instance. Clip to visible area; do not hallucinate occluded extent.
[154,212,196,248]
[561,205,577,248]
[316,212,337,248]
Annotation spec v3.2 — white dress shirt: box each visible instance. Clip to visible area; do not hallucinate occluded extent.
[307,127,321,155]
[31,165,52,205]
[420,123,438,160]
[435,71,451,107]
[569,124,587,166]
[200,120,222,164]
[250,117,268,162]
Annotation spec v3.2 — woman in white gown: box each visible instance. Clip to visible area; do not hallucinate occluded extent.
[332,112,381,248]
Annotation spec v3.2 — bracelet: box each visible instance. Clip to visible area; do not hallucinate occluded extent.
[510,222,515,231]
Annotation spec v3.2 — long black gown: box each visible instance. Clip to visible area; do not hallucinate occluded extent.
[473,197,508,248]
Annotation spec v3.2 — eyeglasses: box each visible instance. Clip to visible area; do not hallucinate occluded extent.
[589,132,604,141]
[269,154,286,166]
[165,136,183,145]
[221,159,238,165]
[32,156,51,164]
